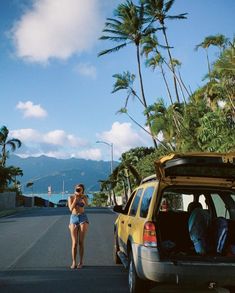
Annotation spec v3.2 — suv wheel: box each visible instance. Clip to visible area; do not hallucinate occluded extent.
[113,233,121,264]
[128,250,149,293]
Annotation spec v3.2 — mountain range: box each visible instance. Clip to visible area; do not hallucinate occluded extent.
[7,155,117,194]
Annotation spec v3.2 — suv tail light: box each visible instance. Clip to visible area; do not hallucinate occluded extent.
[143,221,157,247]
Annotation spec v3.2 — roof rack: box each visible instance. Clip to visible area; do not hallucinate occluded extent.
[141,174,157,184]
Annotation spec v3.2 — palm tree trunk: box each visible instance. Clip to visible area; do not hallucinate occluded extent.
[1,144,6,167]
[176,72,187,103]
[136,44,158,149]
[124,168,132,199]
[161,56,190,101]
[162,25,180,103]
[206,48,211,82]
[125,111,169,151]
[108,190,112,205]
[112,189,117,205]
[178,69,191,98]
[160,64,174,105]
[121,178,128,203]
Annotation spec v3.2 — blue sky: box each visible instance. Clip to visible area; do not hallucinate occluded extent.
[1,0,234,161]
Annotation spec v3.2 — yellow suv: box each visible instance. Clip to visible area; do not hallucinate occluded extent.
[113,152,235,293]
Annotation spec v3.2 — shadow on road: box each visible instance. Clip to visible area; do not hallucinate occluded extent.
[0,266,129,293]
[4,207,115,219]
[0,220,17,224]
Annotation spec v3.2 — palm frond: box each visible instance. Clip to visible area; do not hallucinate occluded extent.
[164,0,175,13]
[102,29,128,38]
[167,13,188,20]
[99,35,128,42]
[116,107,128,115]
[98,43,128,57]
[106,18,122,26]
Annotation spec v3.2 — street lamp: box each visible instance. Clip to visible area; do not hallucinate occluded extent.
[96,140,115,205]
[96,140,114,174]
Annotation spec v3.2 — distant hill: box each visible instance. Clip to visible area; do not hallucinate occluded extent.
[7,155,118,194]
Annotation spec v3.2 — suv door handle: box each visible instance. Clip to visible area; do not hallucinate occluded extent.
[128,223,132,227]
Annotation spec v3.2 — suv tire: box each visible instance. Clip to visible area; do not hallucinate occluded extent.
[113,233,121,264]
[128,250,150,293]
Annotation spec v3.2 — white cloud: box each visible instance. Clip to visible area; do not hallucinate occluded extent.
[75,62,97,79]
[10,121,153,160]
[97,121,151,159]
[43,130,86,146]
[12,0,104,63]
[10,128,41,142]
[43,130,68,146]
[10,128,89,159]
[76,148,102,160]
[16,101,47,118]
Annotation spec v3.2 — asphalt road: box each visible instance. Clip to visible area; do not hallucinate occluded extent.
[0,207,229,293]
[0,207,128,293]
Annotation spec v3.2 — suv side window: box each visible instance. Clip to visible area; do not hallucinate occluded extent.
[140,186,154,218]
[122,191,135,214]
[129,188,143,216]
[211,193,230,219]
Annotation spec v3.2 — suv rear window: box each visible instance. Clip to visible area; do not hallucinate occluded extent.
[140,186,154,218]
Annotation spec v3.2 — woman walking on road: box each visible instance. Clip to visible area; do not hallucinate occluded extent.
[68,183,89,269]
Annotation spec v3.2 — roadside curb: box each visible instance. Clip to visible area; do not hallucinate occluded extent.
[0,207,34,218]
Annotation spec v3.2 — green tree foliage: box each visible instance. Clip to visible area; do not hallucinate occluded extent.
[0,125,22,167]
[0,126,23,192]
[136,147,168,178]
[0,165,23,192]
[195,34,228,81]
[91,192,108,207]
[197,110,235,152]
[99,2,234,197]
[211,39,235,112]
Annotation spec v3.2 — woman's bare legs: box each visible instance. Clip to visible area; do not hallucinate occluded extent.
[77,222,89,268]
[69,224,79,268]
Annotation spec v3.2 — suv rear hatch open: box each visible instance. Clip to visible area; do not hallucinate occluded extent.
[154,152,235,261]
[155,152,235,182]
[155,152,235,191]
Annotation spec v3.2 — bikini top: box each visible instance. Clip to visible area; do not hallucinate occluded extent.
[76,197,85,207]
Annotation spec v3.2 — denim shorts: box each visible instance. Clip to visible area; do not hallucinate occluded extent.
[70,213,89,226]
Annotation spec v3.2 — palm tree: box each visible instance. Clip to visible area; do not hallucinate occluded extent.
[212,39,235,112]
[112,71,169,149]
[146,100,177,150]
[195,34,228,81]
[143,0,187,103]
[0,126,22,167]
[0,165,23,191]
[98,0,158,148]
[171,58,191,102]
[141,34,174,104]
[26,181,34,195]
[117,107,169,150]
[112,71,144,107]
[99,179,114,205]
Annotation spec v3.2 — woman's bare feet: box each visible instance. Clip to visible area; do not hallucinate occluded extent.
[77,263,83,269]
[70,262,76,269]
